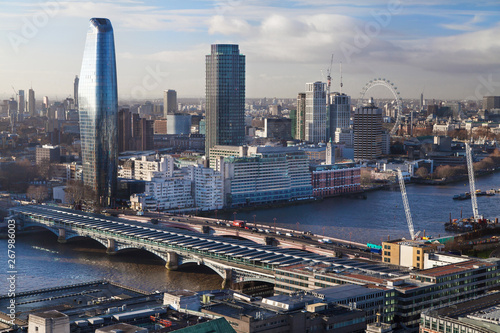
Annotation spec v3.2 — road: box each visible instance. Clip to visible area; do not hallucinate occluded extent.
[110,209,382,261]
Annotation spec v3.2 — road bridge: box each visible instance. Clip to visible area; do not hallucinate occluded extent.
[10,205,392,288]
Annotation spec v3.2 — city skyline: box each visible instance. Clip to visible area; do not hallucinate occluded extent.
[1,1,499,101]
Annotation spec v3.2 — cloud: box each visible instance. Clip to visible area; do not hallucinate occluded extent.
[208,15,251,35]
[441,15,484,31]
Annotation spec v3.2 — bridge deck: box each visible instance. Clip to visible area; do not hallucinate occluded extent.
[11,205,403,279]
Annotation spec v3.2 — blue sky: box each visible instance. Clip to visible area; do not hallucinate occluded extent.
[1,0,500,101]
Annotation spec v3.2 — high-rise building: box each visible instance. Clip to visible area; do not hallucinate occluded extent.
[305,82,327,143]
[205,44,245,158]
[163,90,177,116]
[18,90,25,114]
[78,18,118,207]
[353,98,383,161]
[118,109,154,152]
[74,75,79,108]
[295,93,306,140]
[36,145,61,165]
[329,93,351,141]
[483,96,500,110]
[28,88,35,116]
[42,96,49,113]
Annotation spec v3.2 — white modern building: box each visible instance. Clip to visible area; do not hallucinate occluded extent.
[187,165,224,211]
[130,174,193,211]
[305,81,327,143]
[219,146,313,207]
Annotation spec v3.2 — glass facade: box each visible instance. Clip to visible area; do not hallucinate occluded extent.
[78,18,118,207]
[205,44,245,157]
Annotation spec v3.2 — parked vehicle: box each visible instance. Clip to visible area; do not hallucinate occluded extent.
[285,232,294,237]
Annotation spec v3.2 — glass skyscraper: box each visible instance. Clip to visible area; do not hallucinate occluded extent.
[205,44,245,158]
[78,18,118,207]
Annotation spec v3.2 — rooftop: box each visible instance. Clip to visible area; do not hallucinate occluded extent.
[30,310,68,319]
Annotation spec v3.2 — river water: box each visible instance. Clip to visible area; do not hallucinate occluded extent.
[2,172,500,293]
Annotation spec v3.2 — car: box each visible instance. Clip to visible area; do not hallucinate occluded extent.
[285,232,294,237]
[264,229,271,233]
[275,231,282,236]
[300,235,312,240]
[257,228,264,233]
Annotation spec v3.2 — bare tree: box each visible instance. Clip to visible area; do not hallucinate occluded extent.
[415,167,429,179]
[26,185,49,203]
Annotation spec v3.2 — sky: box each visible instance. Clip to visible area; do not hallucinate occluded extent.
[1,0,500,102]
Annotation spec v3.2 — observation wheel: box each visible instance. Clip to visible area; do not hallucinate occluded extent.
[359,78,403,135]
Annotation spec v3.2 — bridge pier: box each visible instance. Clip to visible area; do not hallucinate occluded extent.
[57,228,66,243]
[221,268,233,289]
[165,252,178,270]
[106,239,116,255]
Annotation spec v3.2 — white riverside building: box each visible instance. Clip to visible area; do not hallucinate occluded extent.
[124,153,223,212]
[213,146,313,207]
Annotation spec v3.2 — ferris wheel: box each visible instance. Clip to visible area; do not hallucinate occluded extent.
[358,78,403,135]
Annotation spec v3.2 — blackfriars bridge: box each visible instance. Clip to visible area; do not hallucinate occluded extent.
[10,205,397,288]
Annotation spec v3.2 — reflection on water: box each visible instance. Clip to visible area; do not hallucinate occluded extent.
[233,172,500,244]
[0,231,222,293]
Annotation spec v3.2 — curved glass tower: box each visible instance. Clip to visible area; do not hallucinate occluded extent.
[78,18,118,207]
[205,44,245,158]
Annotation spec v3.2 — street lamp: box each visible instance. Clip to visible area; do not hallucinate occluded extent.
[273,218,277,233]
[233,211,237,222]
[349,232,352,248]
[215,209,218,220]
[253,215,256,228]
[322,226,326,237]
[296,222,300,233]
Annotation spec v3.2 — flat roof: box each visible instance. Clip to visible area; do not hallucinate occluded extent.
[311,284,382,301]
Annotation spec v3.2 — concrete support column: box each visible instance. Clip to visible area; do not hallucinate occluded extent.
[106,239,116,255]
[165,252,178,270]
[57,228,66,243]
[221,268,233,289]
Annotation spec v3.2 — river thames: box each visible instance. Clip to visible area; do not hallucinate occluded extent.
[2,172,500,293]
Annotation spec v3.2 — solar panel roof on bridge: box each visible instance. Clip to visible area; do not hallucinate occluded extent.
[12,205,405,277]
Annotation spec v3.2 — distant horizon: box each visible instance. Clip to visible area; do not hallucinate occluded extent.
[2,1,500,101]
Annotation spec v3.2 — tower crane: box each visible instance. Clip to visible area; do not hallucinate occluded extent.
[465,143,480,220]
[326,54,334,105]
[11,86,18,99]
[397,169,420,240]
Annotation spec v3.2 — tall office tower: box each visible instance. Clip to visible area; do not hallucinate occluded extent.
[163,89,177,116]
[483,96,500,110]
[205,44,245,158]
[78,18,118,207]
[420,93,424,111]
[353,98,383,161]
[118,108,132,152]
[305,81,327,143]
[329,93,351,141]
[18,90,25,114]
[28,88,35,116]
[295,93,306,140]
[74,75,79,108]
[8,98,18,129]
[42,96,49,111]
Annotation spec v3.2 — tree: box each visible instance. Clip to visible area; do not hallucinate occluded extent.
[64,181,98,209]
[26,185,49,203]
[37,158,54,180]
[415,167,429,179]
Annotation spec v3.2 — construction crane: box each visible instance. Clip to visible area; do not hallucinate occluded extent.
[11,86,18,99]
[325,53,334,105]
[397,169,419,240]
[465,142,480,220]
